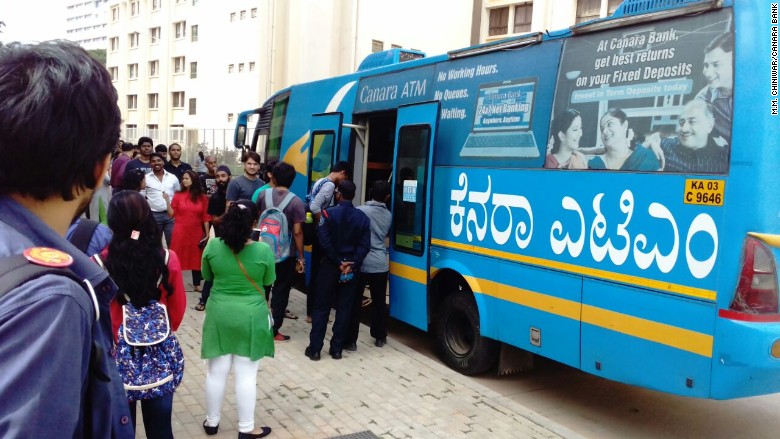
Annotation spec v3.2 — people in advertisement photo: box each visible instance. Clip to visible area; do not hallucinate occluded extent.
[546,9,733,174]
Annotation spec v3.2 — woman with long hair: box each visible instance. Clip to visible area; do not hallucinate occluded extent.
[169,169,210,292]
[201,199,276,439]
[588,108,659,171]
[545,109,587,169]
[104,191,186,439]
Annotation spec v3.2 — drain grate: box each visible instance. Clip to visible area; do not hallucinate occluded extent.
[327,431,381,439]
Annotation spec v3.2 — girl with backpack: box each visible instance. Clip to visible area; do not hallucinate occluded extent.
[200,199,276,438]
[104,191,187,439]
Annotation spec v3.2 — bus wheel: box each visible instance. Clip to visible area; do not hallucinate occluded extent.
[434,291,499,375]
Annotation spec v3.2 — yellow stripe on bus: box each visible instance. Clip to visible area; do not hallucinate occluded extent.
[431,238,716,301]
[389,260,713,357]
[582,305,713,357]
[389,262,427,284]
[461,276,711,357]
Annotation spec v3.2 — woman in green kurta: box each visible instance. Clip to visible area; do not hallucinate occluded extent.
[201,199,276,439]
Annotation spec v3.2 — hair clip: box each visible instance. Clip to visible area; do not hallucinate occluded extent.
[236,203,247,210]
[130,230,140,240]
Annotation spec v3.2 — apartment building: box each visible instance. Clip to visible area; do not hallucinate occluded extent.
[66,0,110,50]
[106,0,473,154]
[474,0,623,42]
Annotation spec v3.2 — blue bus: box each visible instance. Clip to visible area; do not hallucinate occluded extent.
[234,0,780,399]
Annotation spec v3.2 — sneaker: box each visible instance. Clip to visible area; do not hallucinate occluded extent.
[273,333,290,343]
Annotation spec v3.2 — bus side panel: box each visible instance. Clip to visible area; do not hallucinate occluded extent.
[388,270,428,331]
[581,279,714,397]
[711,318,780,399]
[432,247,582,368]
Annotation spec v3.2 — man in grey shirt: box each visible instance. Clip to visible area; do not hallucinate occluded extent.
[346,180,392,349]
[226,151,262,207]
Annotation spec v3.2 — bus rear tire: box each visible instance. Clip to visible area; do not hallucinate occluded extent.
[434,291,499,375]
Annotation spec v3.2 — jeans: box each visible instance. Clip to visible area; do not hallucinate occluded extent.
[128,393,174,439]
[270,258,295,335]
[346,271,389,344]
[308,261,359,353]
[152,211,174,248]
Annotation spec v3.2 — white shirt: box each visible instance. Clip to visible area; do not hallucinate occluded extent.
[144,171,180,212]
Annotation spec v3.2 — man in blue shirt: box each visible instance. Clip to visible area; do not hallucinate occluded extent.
[306,180,371,361]
[0,41,134,438]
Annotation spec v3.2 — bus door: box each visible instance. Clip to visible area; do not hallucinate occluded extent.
[307,113,342,191]
[389,101,439,331]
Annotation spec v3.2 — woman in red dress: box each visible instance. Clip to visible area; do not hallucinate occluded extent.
[170,170,211,292]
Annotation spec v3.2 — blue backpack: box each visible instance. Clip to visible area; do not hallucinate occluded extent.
[114,251,184,402]
[257,189,296,262]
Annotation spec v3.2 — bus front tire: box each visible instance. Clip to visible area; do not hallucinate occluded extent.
[434,291,499,376]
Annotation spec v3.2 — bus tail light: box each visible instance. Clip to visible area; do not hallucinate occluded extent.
[730,237,779,314]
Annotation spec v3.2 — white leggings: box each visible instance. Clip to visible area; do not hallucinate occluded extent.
[204,354,260,433]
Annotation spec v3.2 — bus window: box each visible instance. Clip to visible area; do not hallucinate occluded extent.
[266,95,289,163]
[308,131,335,190]
[392,125,430,255]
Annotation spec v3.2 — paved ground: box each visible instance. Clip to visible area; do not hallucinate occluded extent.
[137,283,585,439]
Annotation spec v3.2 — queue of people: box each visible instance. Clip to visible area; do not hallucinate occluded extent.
[0,40,395,439]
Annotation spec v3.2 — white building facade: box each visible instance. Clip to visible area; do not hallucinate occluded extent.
[106,0,473,158]
[66,0,110,50]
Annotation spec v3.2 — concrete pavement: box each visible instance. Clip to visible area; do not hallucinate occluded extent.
[137,284,585,439]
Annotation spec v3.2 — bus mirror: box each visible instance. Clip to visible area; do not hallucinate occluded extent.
[234,124,247,149]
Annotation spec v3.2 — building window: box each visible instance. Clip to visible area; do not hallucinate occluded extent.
[228,64,234,73]
[251,8,257,18]
[188,98,197,115]
[190,25,198,42]
[130,1,139,16]
[152,0,161,10]
[227,113,234,122]
[488,7,509,36]
[149,60,159,76]
[127,95,137,110]
[190,62,197,79]
[240,10,246,20]
[576,0,601,23]
[125,124,137,140]
[109,66,118,81]
[129,32,140,48]
[111,6,119,21]
[173,56,185,74]
[150,27,160,44]
[148,93,158,109]
[128,63,138,79]
[174,21,186,39]
[172,92,185,108]
[513,3,533,33]
[249,62,255,72]
[238,63,244,73]
[110,36,119,51]
[230,12,236,22]
[147,124,159,139]
[372,40,383,53]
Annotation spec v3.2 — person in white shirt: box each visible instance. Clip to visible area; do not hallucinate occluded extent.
[145,152,181,247]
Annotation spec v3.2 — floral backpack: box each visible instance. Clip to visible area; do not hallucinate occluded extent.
[114,251,184,402]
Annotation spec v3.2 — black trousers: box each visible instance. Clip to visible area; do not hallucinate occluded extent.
[308,261,359,354]
[346,271,389,344]
[269,257,296,335]
[306,233,322,316]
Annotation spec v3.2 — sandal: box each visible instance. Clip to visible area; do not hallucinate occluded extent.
[194,303,206,311]
[284,309,298,319]
[194,285,201,292]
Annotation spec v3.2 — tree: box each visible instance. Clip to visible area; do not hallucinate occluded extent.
[87,49,106,66]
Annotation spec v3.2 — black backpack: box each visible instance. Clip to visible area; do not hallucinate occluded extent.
[69,219,100,254]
